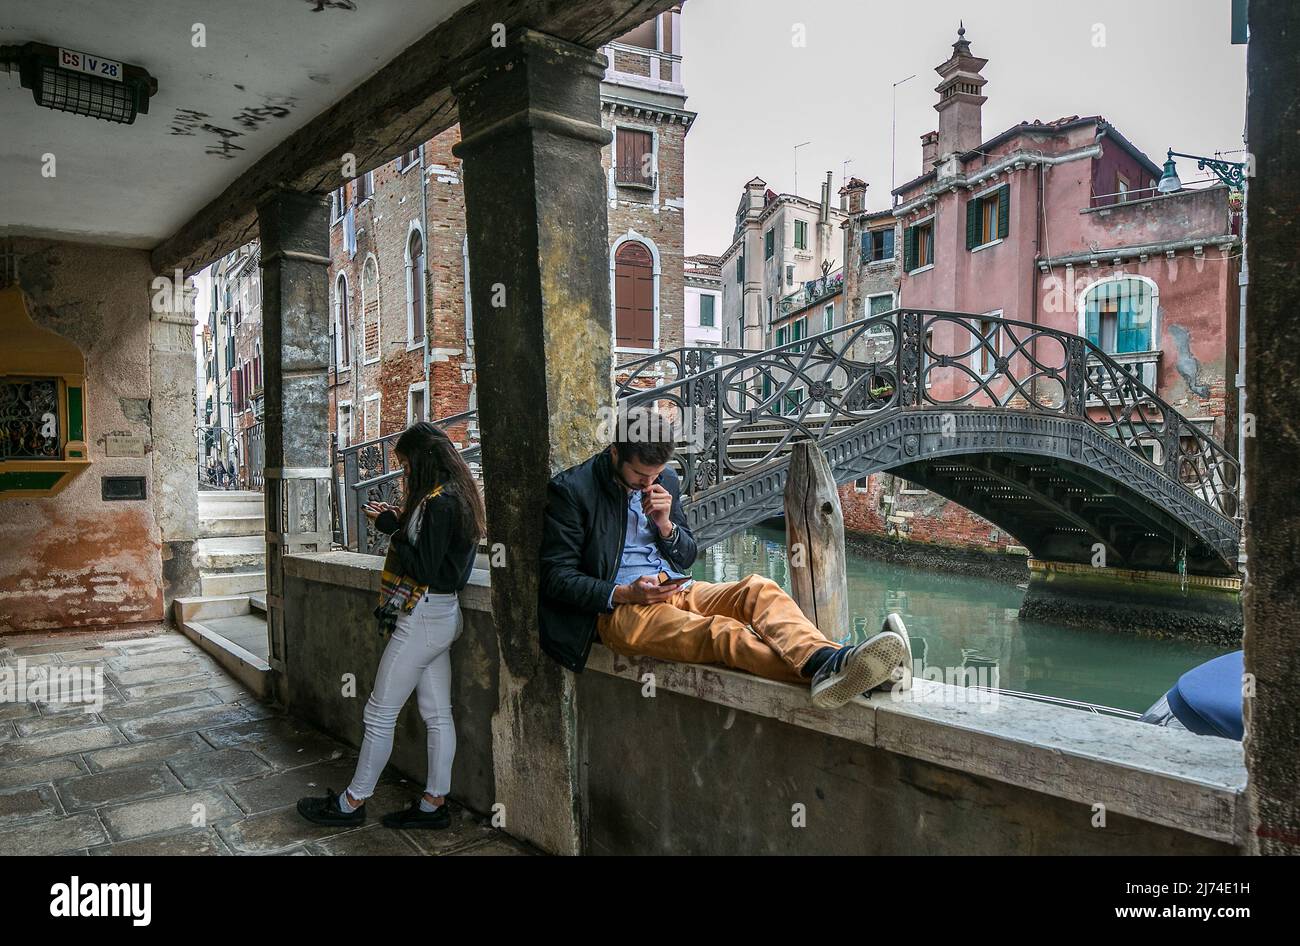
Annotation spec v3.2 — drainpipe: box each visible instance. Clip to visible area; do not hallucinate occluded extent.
[1236,174,1248,566]
[1030,159,1044,395]
[420,143,431,419]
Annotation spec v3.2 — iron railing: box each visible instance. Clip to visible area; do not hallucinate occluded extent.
[335,309,1240,553]
[332,410,479,554]
[619,309,1239,519]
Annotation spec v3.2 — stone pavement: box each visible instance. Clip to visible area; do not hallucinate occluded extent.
[0,623,532,856]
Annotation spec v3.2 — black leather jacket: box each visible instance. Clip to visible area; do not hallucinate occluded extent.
[538,448,696,671]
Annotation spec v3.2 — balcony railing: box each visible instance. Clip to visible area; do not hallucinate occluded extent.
[779,272,843,317]
[614,165,656,189]
[601,41,683,92]
[1085,350,1160,405]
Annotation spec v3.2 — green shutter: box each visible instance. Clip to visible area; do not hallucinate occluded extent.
[903,226,917,272]
[67,386,83,442]
[997,184,1010,239]
[966,196,981,250]
[737,255,744,283]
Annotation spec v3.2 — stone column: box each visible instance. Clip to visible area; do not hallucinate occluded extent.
[151,282,200,617]
[1243,0,1300,855]
[257,190,333,672]
[452,29,613,855]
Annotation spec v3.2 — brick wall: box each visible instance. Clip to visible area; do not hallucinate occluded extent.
[839,474,1025,555]
[604,106,688,360]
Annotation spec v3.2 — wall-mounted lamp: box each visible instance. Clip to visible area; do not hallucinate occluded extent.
[1158,148,1246,194]
[1,42,157,124]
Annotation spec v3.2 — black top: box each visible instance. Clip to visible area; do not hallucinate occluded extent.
[375,490,477,593]
[537,448,696,673]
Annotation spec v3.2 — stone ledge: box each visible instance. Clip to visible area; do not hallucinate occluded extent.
[280,552,1245,844]
[585,647,1245,845]
[282,551,492,613]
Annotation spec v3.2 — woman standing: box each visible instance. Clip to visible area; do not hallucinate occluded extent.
[297,422,484,830]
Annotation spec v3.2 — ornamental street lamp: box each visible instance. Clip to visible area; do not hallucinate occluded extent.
[1158,149,1247,193]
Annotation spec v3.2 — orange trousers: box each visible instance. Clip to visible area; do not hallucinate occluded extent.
[595,574,838,684]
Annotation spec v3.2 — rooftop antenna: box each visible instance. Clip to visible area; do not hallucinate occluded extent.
[891,73,917,204]
[793,140,811,198]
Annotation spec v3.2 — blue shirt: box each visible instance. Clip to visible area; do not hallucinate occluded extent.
[607,488,691,608]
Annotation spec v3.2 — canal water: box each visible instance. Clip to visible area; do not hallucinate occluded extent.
[691,524,1231,714]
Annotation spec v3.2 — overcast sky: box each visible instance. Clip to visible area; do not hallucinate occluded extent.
[680,0,1248,255]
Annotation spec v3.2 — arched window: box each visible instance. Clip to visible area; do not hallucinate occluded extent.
[334,273,350,368]
[1081,277,1157,354]
[406,229,426,345]
[362,256,380,362]
[614,240,654,348]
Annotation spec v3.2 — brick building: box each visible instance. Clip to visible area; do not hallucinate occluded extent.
[324,6,693,452]
[198,244,264,489]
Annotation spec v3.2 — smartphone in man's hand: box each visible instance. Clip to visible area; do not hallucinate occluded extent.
[658,575,690,589]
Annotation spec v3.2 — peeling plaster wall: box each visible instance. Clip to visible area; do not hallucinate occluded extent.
[0,239,166,632]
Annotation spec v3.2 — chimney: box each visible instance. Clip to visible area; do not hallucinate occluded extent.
[934,23,988,162]
[819,171,832,223]
[840,178,868,214]
[920,131,940,169]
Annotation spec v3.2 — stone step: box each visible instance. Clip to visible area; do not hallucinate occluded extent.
[198,514,264,539]
[200,571,265,597]
[198,493,264,507]
[196,535,265,572]
[173,593,254,625]
[197,500,265,519]
[179,614,271,699]
[198,491,265,515]
[249,593,267,614]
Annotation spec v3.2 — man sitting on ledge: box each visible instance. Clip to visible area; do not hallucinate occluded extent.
[538,407,909,709]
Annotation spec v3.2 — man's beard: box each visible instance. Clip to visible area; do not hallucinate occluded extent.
[611,463,638,494]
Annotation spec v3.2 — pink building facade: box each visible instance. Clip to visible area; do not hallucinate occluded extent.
[842,27,1242,556]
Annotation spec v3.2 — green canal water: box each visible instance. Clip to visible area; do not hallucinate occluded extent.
[691,524,1232,714]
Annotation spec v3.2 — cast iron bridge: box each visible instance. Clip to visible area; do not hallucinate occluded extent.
[336,309,1241,578]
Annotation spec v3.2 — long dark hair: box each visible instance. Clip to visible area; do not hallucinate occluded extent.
[394,422,486,543]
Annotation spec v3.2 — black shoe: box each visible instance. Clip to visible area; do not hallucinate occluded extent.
[382,798,452,830]
[296,787,366,826]
[809,630,907,709]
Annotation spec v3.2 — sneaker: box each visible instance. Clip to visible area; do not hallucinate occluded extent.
[296,788,366,826]
[810,630,908,710]
[382,798,452,830]
[868,613,913,694]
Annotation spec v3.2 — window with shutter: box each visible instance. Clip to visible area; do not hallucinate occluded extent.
[903,225,917,272]
[614,241,655,348]
[912,221,934,269]
[966,197,981,250]
[764,228,774,259]
[966,187,1010,249]
[795,220,808,250]
[615,128,654,186]
[407,231,425,344]
[699,294,715,327]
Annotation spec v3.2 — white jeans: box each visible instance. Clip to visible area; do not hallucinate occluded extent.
[346,591,462,801]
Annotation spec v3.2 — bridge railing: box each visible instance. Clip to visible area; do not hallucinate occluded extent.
[614,345,762,396]
[622,309,1240,519]
[334,308,1239,551]
[332,409,480,554]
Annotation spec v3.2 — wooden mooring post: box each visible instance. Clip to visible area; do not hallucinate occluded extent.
[784,441,849,640]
